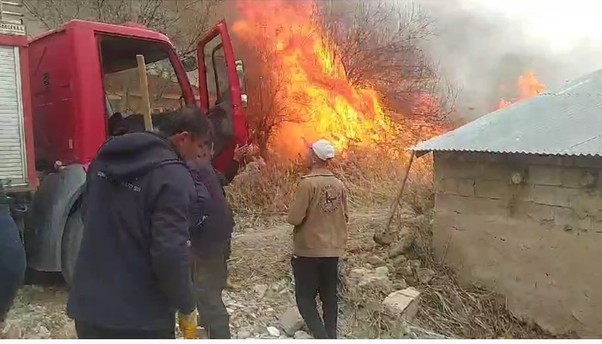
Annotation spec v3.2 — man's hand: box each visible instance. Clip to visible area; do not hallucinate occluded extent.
[178,311,198,339]
[233,144,250,163]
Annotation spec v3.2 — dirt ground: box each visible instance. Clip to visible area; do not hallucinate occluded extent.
[0,207,542,339]
[0,209,390,339]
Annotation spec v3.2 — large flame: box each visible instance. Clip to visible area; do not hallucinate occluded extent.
[232,0,439,158]
[497,71,545,109]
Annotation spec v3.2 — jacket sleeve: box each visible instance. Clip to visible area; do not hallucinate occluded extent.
[149,166,196,315]
[287,179,311,226]
[221,160,240,186]
[342,187,349,223]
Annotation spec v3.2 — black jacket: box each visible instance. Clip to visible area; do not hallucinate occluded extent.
[67,132,196,331]
[188,160,234,258]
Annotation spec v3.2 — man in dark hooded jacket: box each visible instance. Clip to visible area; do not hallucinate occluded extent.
[67,107,213,339]
[0,185,26,332]
[187,152,236,339]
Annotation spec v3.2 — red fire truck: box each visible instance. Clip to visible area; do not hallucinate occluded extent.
[0,0,249,284]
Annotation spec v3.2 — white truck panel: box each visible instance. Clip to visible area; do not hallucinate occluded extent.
[0,45,27,187]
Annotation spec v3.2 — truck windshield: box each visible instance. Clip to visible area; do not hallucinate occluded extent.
[99,36,183,116]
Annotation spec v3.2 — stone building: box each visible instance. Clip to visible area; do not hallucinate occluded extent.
[412,70,602,337]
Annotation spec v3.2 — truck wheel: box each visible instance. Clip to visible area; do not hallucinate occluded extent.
[61,207,83,286]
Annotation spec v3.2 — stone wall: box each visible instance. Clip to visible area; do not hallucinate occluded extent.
[432,151,602,338]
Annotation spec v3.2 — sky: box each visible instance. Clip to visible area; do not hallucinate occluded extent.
[409,0,602,120]
[476,0,602,53]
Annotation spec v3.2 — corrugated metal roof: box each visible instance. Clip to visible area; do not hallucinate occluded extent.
[412,69,602,157]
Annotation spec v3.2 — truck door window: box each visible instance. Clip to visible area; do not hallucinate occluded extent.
[203,35,234,157]
[99,37,183,119]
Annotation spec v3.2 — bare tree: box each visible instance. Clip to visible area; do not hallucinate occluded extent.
[317,0,456,131]
[22,0,220,54]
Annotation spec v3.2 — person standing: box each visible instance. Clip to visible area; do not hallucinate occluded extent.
[286,139,348,339]
[0,187,26,333]
[67,107,212,339]
[187,153,235,339]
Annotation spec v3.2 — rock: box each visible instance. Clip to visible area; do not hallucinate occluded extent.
[396,264,414,277]
[367,255,386,266]
[391,254,408,266]
[382,287,421,321]
[271,279,289,292]
[373,230,395,246]
[393,279,408,290]
[267,326,281,337]
[294,330,313,339]
[416,268,436,284]
[253,284,269,298]
[375,266,389,277]
[350,268,393,293]
[279,306,305,336]
[1,323,22,339]
[409,259,421,270]
[387,230,414,258]
[63,321,77,339]
[30,326,51,339]
[237,330,252,339]
[279,334,291,339]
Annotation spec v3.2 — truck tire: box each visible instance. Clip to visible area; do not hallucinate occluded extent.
[61,207,83,286]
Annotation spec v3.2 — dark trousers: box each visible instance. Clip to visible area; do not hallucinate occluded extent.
[74,320,174,339]
[291,256,339,339]
[192,241,231,339]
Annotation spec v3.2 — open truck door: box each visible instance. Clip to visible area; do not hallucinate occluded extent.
[197,20,249,173]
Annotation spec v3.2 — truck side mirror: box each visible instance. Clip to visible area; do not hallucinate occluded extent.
[235,59,248,108]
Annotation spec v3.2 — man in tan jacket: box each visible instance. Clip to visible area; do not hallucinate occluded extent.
[287,139,348,339]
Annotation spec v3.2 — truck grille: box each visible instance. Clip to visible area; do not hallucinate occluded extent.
[0,46,27,187]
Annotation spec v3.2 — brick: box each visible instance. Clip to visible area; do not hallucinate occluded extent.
[570,191,602,218]
[435,193,507,216]
[528,185,577,207]
[560,168,585,188]
[475,180,509,199]
[515,202,556,222]
[528,165,563,186]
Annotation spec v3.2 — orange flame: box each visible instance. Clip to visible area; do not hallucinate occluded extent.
[232,0,414,158]
[497,71,545,109]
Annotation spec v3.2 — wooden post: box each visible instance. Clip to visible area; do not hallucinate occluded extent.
[136,54,153,131]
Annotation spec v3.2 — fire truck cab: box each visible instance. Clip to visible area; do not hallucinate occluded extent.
[0,0,248,284]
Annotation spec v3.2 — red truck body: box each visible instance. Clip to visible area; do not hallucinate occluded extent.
[0,4,248,282]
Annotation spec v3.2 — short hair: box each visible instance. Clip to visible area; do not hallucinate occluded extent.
[156,107,213,141]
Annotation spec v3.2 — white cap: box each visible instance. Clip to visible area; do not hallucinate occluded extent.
[311,139,335,161]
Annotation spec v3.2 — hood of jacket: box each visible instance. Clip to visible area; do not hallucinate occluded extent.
[94,132,184,180]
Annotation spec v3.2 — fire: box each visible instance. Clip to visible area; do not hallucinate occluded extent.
[497,71,545,109]
[232,0,431,158]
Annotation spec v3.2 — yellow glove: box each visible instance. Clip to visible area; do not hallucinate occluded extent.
[178,311,198,339]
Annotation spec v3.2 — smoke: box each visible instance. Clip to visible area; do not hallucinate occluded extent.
[412,0,602,121]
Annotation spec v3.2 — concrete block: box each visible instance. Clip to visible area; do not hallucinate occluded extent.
[560,168,585,188]
[278,307,305,336]
[529,185,576,207]
[528,166,563,186]
[382,287,421,320]
[456,179,475,196]
[475,180,510,199]
[517,202,556,222]
[553,207,574,227]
